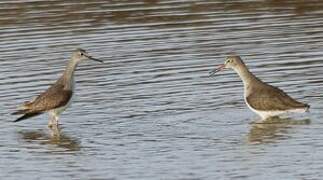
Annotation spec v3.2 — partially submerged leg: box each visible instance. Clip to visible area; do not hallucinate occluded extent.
[48,111,59,128]
[49,124,61,138]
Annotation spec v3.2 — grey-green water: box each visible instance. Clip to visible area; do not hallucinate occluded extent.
[0,0,322,179]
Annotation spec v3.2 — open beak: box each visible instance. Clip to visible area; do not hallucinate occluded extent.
[209,64,225,76]
[87,55,103,63]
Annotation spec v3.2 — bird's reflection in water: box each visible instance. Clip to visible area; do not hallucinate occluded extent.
[19,126,81,152]
[248,116,311,144]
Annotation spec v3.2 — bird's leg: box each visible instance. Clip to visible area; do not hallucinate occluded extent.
[54,115,59,126]
[48,115,55,128]
[49,124,61,138]
[48,111,59,128]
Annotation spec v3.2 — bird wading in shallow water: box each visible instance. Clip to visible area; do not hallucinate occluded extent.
[210,56,310,119]
[12,48,103,127]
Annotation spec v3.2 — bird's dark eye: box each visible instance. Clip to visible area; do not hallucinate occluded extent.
[81,53,84,56]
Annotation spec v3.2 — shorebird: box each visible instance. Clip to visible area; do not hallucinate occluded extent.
[210,56,310,119]
[12,48,103,127]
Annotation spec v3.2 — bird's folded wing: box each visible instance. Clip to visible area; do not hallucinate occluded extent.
[29,84,73,113]
[246,85,306,111]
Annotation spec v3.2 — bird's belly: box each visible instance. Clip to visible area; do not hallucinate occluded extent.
[254,110,285,119]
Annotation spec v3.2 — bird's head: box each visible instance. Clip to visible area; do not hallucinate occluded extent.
[209,56,245,75]
[72,48,103,63]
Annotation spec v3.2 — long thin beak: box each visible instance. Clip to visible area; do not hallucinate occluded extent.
[209,64,225,76]
[87,55,103,63]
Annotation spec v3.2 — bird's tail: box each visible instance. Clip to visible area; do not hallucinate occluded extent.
[12,100,33,114]
[12,101,41,122]
[14,112,41,122]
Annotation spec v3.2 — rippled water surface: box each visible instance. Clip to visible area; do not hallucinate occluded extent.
[1,0,323,179]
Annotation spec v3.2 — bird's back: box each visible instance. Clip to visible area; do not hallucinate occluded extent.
[246,81,309,111]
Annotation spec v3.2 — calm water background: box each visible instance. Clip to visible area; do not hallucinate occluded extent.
[0,0,322,179]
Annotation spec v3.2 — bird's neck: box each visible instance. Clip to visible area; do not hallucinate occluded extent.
[233,65,259,90]
[62,59,78,84]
